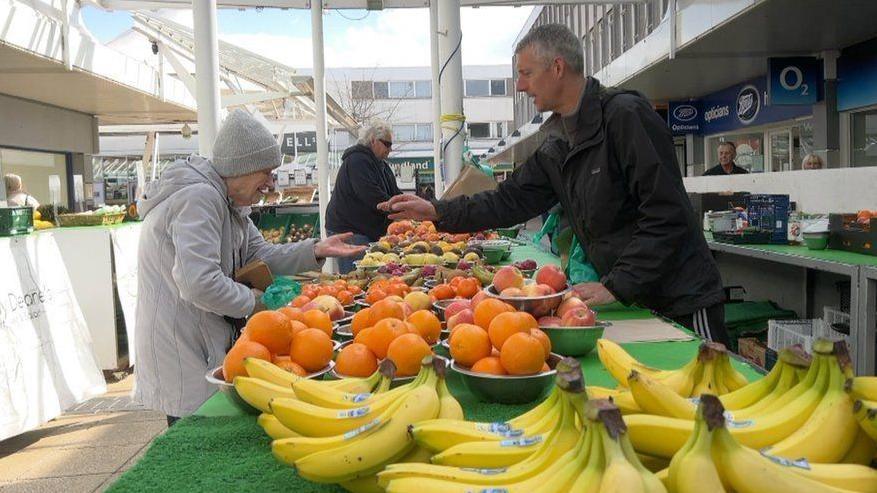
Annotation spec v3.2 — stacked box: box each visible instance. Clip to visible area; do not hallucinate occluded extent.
[745,194,789,244]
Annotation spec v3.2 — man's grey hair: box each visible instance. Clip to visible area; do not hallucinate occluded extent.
[515,24,584,75]
[358,120,393,146]
[718,141,736,152]
[4,174,22,194]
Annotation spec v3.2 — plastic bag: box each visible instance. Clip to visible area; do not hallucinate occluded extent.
[533,210,599,284]
[261,276,302,310]
[567,237,600,284]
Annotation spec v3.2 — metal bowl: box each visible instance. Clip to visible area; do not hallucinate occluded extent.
[484,281,570,318]
[329,341,447,388]
[205,362,335,415]
[435,337,451,358]
[520,268,536,279]
[540,322,610,357]
[450,352,561,404]
[334,323,354,343]
[501,249,512,261]
[482,248,505,265]
[432,298,470,321]
[335,310,356,325]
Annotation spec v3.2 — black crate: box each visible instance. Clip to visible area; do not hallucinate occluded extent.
[688,191,749,219]
[828,214,876,256]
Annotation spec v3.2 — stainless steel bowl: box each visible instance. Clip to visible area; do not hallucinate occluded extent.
[540,322,610,357]
[334,323,354,342]
[335,310,357,325]
[484,282,570,318]
[450,352,561,404]
[432,298,470,321]
[205,362,335,415]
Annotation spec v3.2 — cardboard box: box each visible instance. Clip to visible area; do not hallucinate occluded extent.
[235,260,274,292]
[442,165,497,200]
[737,337,768,368]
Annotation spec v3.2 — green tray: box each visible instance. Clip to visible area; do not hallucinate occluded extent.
[257,213,292,238]
[288,213,319,239]
[0,206,34,236]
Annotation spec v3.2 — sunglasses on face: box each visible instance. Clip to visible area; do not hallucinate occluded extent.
[379,139,393,149]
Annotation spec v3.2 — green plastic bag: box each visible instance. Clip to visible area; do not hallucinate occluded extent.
[261,277,302,310]
[533,210,599,284]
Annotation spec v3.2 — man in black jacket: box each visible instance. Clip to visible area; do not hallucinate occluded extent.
[378,24,728,344]
[327,120,402,273]
[703,141,749,176]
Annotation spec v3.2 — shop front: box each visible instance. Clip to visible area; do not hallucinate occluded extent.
[837,44,877,168]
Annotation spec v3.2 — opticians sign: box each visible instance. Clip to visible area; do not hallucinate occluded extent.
[667,101,702,135]
[698,77,812,135]
[768,57,820,105]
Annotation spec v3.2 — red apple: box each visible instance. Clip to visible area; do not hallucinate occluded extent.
[444,300,472,320]
[501,287,526,297]
[538,316,563,327]
[447,309,474,330]
[535,265,567,293]
[535,284,555,296]
[556,296,587,318]
[470,290,490,310]
[307,295,345,321]
[493,266,525,293]
[561,307,597,327]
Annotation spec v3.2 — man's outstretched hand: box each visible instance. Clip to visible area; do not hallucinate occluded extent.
[314,232,368,259]
[377,194,439,221]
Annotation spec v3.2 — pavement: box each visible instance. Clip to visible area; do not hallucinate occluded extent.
[0,373,166,493]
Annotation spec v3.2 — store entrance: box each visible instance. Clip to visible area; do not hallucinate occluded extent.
[1,147,72,208]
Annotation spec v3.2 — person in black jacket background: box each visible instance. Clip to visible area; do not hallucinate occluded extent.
[327,120,402,273]
[378,24,729,345]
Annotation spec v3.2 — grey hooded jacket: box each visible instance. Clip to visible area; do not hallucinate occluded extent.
[133,156,322,417]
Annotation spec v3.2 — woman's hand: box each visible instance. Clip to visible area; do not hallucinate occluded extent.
[314,232,368,259]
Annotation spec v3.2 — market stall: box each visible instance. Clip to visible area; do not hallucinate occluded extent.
[104,243,766,491]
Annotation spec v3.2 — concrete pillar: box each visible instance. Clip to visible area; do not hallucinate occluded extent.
[429,1,444,197]
[311,0,329,243]
[192,0,222,158]
[812,50,840,168]
[438,0,464,186]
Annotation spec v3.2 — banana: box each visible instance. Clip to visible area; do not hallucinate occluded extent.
[243,356,378,393]
[717,353,749,391]
[429,433,546,468]
[294,383,441,483]
[846,376,877,401]
[597,339,671,386]
[271,418,390,465]
[588,386,643,414]
[854,400,877,442]
[732,352,825,420]
[568,424,605,493]
[290,362,408,409]
[790,460,877,493]
[628,370,695,419]
[598,421,647,493]
[840,427,877,466]
[339,475,383,493]
[410,389,559,452]
[668,415,726,493]
[766,351,860,463]
[618,426,667,493]
[718,351,804,410]
[257,412,300,440]
[437,376,464,420]
[730,355,808,418]
[690,359,717,397]
[233,376,297,414]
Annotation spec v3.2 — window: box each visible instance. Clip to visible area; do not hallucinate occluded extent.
[851,109,877,167]
[415,80,431,98]
[393,124,416,142]
[374,81,389,99]
[490,79,507,96]
[465,80,490,97]
[468,123,491,139]
[389,81,415,98]
[416,124,433,142]
[351,81,373,99]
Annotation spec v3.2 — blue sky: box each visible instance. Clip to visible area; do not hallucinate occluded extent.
[81,6,534,68]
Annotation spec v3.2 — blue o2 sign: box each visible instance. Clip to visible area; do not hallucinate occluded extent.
[768,57,820,105]
[667,101,702,135]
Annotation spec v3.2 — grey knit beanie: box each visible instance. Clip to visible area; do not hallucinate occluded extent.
[211,109,281,177]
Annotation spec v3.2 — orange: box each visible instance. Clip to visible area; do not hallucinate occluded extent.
[349,285,363,295]
[276,359,307,376]
[386,282,410,298]
[405,321,419,334]
[449,323,492,367]
[540,362,550,373]
[289,320,309,340]
[243,310,293,355]
[471,356,508,375]
[487,311,538,351]
[530,328,552,360]
[222,339,271,382]
[406,310,442,345]
[359,318,408,359]
[301,285,319,299]
[386,333,433,376]
[456,278,481,299]
[370,298,405,322]
[473,298,515,330]
[289,328,333,372]
[335,343,379,377]
[336,290,354,306]
[350,307,373,337]
[278,306,306,324]
[500,332,545,376]
[365,287,388,305]
[430,284,456,300]
[291,294,312,308]
[302,309,333,338]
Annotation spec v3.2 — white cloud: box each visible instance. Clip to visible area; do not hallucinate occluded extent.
[222,6,532,69]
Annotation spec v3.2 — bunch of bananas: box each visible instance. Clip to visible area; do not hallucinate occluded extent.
[663,394,877,493]
[383,394,667,493]
[849,376,877,444]
[624,339,877,466]
[235,355,461,492]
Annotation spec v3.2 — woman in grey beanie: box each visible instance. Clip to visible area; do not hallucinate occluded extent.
[134,110,364,424]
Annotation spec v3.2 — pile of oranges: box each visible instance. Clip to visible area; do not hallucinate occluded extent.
[291,279,362,308]
[335,298,442,378]
[381,220,484,245]
[449,297,552,376]
[222,306,336,382]
[429,276,482,300]
[364,277,413,305]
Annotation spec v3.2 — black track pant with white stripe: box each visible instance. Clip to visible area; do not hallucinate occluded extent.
[669,304,731,347]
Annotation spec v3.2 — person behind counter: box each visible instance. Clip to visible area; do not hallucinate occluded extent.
[378,23,729,347]
[326,120,403,273]
[133,109,365,426]
[3,173,40,208]
[802,153,824,170]
[703,141,749,176]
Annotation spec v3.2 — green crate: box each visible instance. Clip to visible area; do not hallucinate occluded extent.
[287,213,319,241]
[0,207,34,236]
[257,213,292,243]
